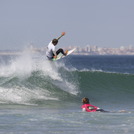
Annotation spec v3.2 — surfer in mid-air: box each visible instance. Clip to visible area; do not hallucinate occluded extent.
[46,32,68,60]
[81,97,106,112]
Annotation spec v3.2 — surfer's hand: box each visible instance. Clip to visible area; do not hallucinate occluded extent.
[61,32,65,36]
[54,55,57,59]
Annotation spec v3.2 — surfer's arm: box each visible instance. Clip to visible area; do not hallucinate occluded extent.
[51,46,57,59]
[52,51,57,59]
[57,32,65,40]
[53,55,57,59]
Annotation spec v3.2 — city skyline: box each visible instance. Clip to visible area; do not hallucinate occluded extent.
[1,44,134,56]
[0,0,134,50]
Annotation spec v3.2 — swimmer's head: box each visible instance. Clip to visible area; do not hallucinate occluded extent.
[82,97,90,104]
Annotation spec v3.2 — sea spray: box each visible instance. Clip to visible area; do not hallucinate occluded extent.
[0,49,33,78]
[0,51,79,105]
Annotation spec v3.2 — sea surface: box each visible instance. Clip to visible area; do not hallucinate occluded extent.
[0,51,134,134]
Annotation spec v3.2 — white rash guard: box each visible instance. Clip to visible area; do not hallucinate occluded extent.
[46,41,56,58]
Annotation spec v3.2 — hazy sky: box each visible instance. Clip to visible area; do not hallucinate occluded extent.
[0,0,134,50]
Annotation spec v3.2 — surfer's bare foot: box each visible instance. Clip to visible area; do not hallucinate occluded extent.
[65,50,68,56]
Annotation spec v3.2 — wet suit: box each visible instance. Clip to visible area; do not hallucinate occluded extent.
[81,104,107,112]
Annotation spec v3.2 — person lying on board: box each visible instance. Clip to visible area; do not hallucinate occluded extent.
[46,32,68,60]
[81,97,106,112]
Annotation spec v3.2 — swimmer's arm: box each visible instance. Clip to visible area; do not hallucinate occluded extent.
[82,108,86,112]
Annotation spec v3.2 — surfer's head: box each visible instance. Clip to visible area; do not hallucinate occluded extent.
[52,39,58,46]
[82,97,89,104]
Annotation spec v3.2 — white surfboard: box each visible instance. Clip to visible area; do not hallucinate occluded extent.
[52,48,76,61]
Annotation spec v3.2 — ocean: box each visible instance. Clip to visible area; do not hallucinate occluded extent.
[0,51,134,134]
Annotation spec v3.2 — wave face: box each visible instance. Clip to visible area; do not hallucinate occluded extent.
[0,53,134,110]
[0,51,79,106]
[77,71,134,109]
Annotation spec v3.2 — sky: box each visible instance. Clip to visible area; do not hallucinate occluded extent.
[0,0,134,50]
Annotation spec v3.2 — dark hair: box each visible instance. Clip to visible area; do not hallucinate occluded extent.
[52,39,58,45]
[82,97,90,104]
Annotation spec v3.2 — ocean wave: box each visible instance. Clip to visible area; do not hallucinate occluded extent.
[0,51,79,105]
[0,53,134,108]
[63,66,134,76]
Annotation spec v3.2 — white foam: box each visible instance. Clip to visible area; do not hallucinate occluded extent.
[0,48,79,98]
[37,57,62,81]
[64,81,79,95]
[0,49,34,78]
[0,86,58,105]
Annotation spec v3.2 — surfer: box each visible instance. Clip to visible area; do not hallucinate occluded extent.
[81,97,106,112]
[46,32,68,60]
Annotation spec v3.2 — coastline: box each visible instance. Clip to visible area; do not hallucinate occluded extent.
[0,52,21,56]
[1,51,134,56]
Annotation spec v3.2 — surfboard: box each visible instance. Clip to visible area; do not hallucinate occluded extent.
[52,48,76,61]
